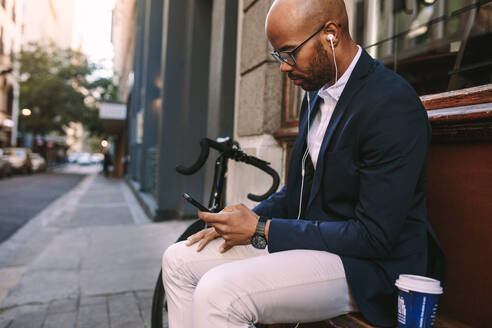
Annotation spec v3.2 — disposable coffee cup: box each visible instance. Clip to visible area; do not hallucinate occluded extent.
[395,274,443,328]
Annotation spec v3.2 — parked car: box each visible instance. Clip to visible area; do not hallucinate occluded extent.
[67,152,80,163]
[77,153,92,165]
[91,153,104,164]
[3,148,32,174]
[0,149,13,178]
[31,153,47,172]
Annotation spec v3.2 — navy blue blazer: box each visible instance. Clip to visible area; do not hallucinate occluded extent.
[254,50,446,327]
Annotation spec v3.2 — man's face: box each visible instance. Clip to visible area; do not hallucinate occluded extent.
[268,25,334,91]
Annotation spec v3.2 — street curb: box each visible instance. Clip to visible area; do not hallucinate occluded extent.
[0,174,95,260]
[126,178,157,221]
[120,180,151,225]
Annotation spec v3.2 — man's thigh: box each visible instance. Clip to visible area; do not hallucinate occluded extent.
[193,249,357,325]
[162,237,268,284]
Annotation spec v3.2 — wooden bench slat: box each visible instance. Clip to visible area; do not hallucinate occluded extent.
[268,312,472,328]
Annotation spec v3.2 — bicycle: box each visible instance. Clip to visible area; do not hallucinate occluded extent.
[150,136,280,328]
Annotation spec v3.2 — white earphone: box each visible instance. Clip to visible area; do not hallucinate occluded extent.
[327,34,338,84]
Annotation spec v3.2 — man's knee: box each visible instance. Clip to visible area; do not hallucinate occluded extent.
[162,241,188,283]
[193,266,254,324]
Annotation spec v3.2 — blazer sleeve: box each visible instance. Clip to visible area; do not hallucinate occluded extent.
[268,93,430,259]
[252,185,288,218]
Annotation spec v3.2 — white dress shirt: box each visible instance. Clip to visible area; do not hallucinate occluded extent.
[308,45,362,168]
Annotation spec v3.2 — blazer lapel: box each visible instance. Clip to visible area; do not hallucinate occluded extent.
[307,50,375,209]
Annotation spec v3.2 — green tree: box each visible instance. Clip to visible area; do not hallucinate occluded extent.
[17,42,118,138]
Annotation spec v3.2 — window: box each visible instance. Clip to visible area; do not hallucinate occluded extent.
[367,0,492,96]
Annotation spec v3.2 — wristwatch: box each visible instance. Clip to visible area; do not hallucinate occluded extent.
[251,216,269,249]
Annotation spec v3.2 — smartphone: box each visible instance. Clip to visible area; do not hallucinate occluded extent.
[182,193,211,212]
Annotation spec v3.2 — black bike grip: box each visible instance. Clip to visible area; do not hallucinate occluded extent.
[245,159,280,202]
[176,139,210,175]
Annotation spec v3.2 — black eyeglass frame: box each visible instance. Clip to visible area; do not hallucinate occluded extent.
[271,23,342,66]
[270,25,325,66]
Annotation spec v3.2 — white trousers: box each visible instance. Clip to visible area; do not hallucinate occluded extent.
[162,238,358,328]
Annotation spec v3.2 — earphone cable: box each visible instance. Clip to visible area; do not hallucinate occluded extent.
[297,92,311,221]
[330,37,338,84]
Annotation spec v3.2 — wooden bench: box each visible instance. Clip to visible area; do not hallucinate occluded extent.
[268,312,472,327]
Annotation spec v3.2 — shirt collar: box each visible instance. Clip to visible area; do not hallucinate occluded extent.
[317,45,362,103]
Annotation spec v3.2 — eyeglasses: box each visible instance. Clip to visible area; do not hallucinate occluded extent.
[271,25,325,66]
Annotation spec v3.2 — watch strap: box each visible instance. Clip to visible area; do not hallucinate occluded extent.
[255,216,269,236]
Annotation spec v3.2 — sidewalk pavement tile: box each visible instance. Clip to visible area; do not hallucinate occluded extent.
[0,304,49,328]
[29,230,88,271]
[79,183,126,204]
[1,228,58,267]
[9,310,46,328]
[108,292,143,328]
[43,311,77,328]
[47,298,78,314]
[81,267,157,296]
[76,302,109,328]
[64,205,134,228]
[79,295,106,306]
[0,319,12,328]
[2,269,79,307]
[135,290,159,328]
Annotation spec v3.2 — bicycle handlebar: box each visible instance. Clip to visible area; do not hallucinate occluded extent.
[231,151,280,202]
[175,138,213,175]
[176,137,280,202]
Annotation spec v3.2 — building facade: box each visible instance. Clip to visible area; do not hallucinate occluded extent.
[121,0,491,213]
[0,0,22,148]
[119,1,491,324]
[21,0,77,49]
[112,0,136,103]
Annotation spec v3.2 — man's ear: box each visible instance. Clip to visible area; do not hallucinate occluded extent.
[322,21,340,46]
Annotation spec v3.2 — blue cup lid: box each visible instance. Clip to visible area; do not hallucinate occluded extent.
[395,274,443,294]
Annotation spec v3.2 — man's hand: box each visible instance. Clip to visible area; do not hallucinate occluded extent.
[198,204,259,253]
[185,227,220,252]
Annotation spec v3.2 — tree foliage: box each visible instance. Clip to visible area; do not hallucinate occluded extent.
[17,42,118,137]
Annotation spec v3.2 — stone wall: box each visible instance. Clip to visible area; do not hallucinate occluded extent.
[227,0,285,209]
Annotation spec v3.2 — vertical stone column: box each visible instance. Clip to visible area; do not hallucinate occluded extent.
[155,0,212,220]
[227,0,285,208]
[202,0,238,204]
[139,0,163,192]
[129,1,146,182]
[128,0,147,182]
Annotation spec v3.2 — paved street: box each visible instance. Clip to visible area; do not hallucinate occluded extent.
[0,170,191,328]
[0,172,85,243]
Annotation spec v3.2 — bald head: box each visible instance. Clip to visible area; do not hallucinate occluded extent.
[266,0,358,91]
[266,0,350,40]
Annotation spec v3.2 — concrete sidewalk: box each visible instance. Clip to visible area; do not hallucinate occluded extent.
[0,173,191,328]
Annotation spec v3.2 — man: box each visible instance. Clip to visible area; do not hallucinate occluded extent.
[162,0,446,327]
